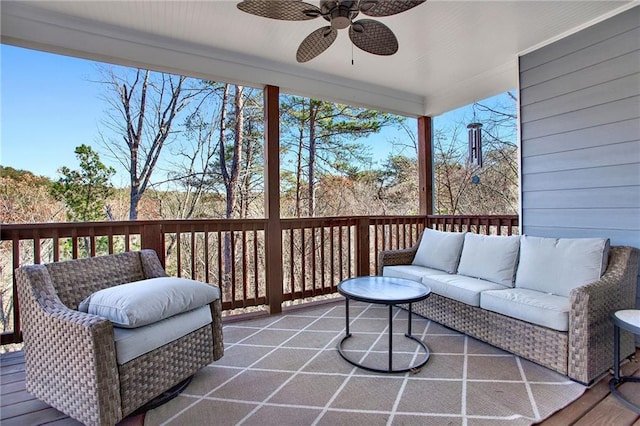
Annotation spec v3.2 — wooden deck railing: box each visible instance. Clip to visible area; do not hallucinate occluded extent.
[0,214,518,345]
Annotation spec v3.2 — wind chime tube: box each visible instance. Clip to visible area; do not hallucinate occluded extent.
[467,123,483,168]
[468,127,474,164]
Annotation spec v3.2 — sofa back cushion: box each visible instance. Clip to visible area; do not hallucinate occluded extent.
[412,228,466,273]
[457,233,520,287]
[515,235,610,297]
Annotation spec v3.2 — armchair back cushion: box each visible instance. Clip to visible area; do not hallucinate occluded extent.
[78,277,221,328]
[515,235,610,297]
[457,233,520,287]
[46,251,146,309]
[412,228,466,273]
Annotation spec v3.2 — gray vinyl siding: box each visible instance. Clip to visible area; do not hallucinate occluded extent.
[519,6,640,335]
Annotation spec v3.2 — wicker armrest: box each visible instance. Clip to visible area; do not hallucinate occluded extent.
[16,265,122,425]
[377,246,418,275]
[568,246,639,384]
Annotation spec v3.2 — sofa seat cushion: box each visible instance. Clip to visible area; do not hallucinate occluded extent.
[457,233,520,287]
[113,304,212,364]
[383,265,450,282]
[422,274,505,307]
[412,228,466,273]
[515,235,610,297]
[480,288,570,332]
[79,277,220,328]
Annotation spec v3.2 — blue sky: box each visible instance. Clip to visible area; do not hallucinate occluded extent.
[1,44,507,186]
[1,45,118,180]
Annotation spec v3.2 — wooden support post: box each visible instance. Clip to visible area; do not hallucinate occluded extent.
[140,223,165,267]
[418,116,434,219]
[264,85,283,314]
[356,217,371,276]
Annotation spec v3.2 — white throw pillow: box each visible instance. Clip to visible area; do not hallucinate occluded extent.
[515,235,610,297]
[457,233,521,287]
[412,228,466,273]
[78,277,220,328]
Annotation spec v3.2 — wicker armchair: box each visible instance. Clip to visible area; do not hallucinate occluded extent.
[15,250,224,426]
[379,239,639,385]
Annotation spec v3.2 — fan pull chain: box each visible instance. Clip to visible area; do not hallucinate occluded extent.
[351,42,354,65]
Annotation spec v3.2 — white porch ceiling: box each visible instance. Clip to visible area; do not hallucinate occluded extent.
[1,1,635,117]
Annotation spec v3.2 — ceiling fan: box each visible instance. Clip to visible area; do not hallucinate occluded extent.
[237,0,426,62]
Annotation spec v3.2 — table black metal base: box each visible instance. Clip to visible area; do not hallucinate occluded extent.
[609,320,640,413]
[338,299,430,374]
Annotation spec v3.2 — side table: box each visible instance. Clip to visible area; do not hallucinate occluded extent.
[610,309,640,413]
[337,276,431,373]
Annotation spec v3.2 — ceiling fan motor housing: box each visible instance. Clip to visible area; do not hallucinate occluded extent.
[321,1,359,29]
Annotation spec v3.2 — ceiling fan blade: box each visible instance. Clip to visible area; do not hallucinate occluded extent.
[237,1,321,21]
[349,19,398,56]
[297,26,337,62]
[359,0,426,17]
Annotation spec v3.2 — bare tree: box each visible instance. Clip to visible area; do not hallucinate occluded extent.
[98,68,203,219]
[433,91,518,215]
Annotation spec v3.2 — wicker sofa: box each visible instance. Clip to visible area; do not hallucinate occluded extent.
[15,250,224,426]
[379,230,639,385]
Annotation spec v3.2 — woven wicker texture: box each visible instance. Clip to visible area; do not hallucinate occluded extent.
[381,244,639,385]
[297,26,337,63]
[45,251,146,309]
[211,298,225,361]
[568,246,639,383]
[15,250,224,426]
[349,19,398,55]
[362,0,426,17]
[119,326,214,416]
[16,265,121,425]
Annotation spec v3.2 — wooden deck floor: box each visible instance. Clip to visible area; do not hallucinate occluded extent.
[2,349,638,425]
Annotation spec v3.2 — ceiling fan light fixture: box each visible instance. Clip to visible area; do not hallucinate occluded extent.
[330,6,352,30]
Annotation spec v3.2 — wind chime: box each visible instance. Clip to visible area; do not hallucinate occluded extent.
[467,122,483,184]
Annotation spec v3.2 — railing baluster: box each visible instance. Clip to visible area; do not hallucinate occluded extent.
[320,226,326,292]
[253,226,259,301]
[242,227,248,304]
[310,226,316,296]
[288,228,294,301]
[191,226,196,280]
[33,230,41,264]
[217,230,223,302]
[231,231,237,305]
[12,232,21,343]
[204,225,210,284]
[330,225,335,290]
[71,228,78,259]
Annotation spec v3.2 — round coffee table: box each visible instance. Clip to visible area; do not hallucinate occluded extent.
[337,276,431,373]
[609,309,640,413]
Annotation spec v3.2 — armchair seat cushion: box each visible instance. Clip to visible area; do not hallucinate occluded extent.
[113,305,212,364]
[79,277,220,328]
[480,288,570,331]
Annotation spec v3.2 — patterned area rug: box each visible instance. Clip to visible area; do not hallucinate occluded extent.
[145,301,586,425]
